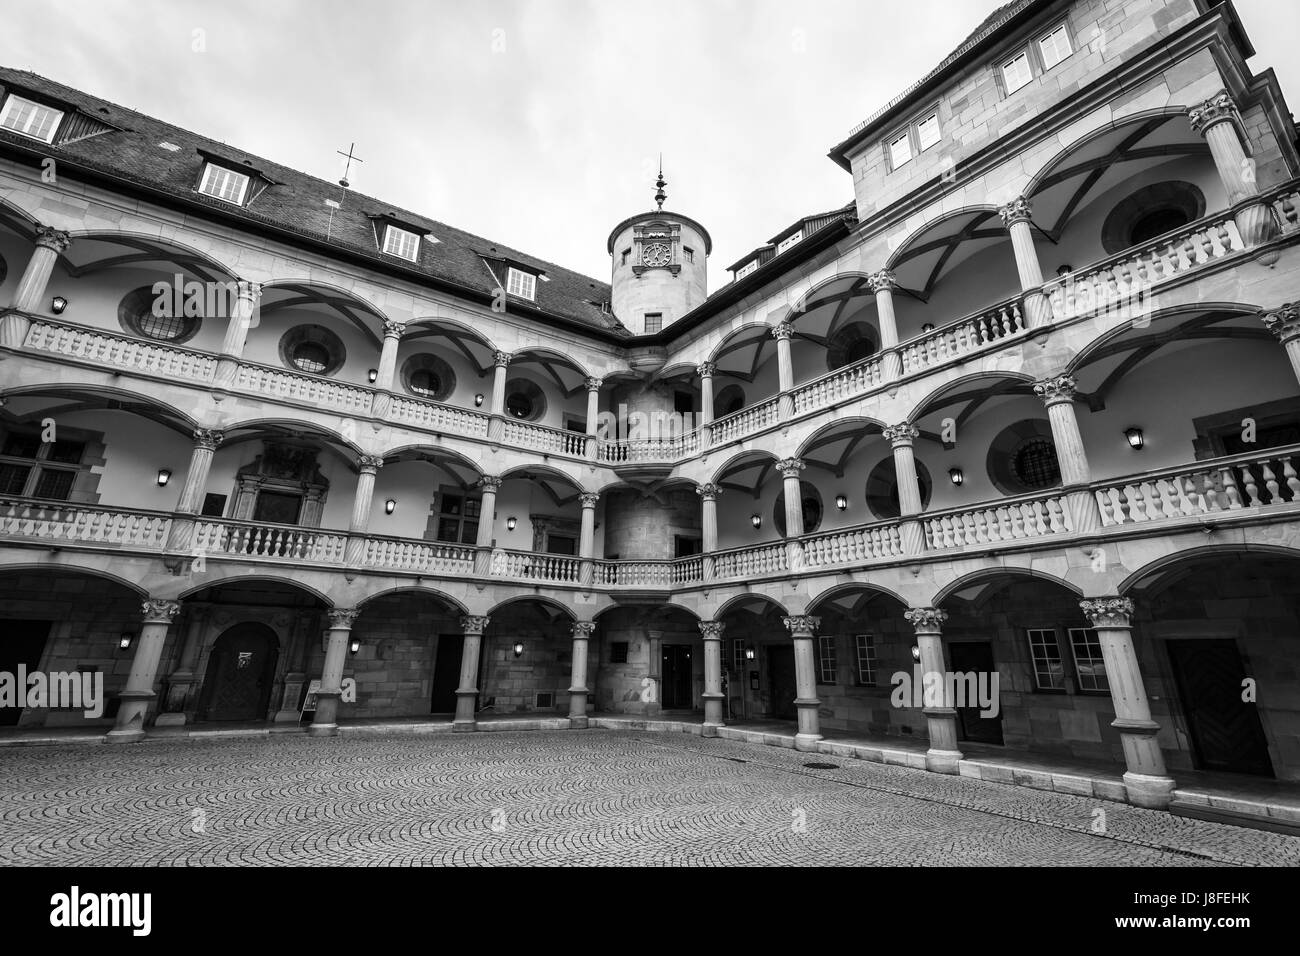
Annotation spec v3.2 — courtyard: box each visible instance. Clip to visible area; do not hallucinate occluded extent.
[1,730,1297,866]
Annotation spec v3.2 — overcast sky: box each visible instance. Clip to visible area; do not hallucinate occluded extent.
[3,0,1297,286]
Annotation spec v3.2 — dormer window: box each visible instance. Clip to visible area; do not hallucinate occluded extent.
[0,95,64,144]
[1038,24,1072,70]
[1002,51,1033,94]
[777,231,803,254]
[736,260,758,280]
[888,130,913,169]
[198,163,250,205]
[917,114,941,152]
[507,267,536,300]
[382,225,420,262]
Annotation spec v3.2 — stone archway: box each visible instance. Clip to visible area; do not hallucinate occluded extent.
[196,622,280,722]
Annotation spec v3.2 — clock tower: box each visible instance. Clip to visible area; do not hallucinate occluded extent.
[606,167,711,335]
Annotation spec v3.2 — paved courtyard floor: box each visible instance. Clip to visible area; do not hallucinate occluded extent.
[2,730,1298,866]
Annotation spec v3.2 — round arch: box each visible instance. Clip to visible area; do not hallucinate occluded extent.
[0,562,148,597]
[807,581,909,613]
[1118,543,1300,597]
[1064,301,1263,376]
[795,416,889,459]
[355,585,469,616]
[908,369,1039,422]
[709,448,779,487]
[485,594,577,619]
[706,320,776,366]
[933,566,1082,607]
[176,574,334,605]
[0,383,200,436]
[63,229,242,284]
[884,204,1004,271]
[219,417,365,456]
[715,591,790,619]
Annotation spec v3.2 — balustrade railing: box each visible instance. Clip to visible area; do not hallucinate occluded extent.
[710,397,781,446]
[192,519,349,562]
[800,521,904,567]
[388,395,490,437]
[233,362,373,416]
[1267,184,1300,234]
[791,354,885,415]
[595,557,704,586]
[24,321,218,381]
[502,418,588,457]
[489,548,582,582]
[600,431,701,464]
[711,541,789,580]
[924,492,1073,550]
[900,296,1028,376]
[0,497,172,548]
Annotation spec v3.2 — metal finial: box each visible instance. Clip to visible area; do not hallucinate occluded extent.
[654,156,667,211]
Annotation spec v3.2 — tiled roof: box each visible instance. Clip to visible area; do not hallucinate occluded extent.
[0,67,629,338]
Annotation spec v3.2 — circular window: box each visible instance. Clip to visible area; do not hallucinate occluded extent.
[865,458,932,519]
[1101,181,1205,255]
[716,384,745,416]
[503,378,546,422]
[278,325,345,377]
[400,353,456,402]
[987,420,1060,494]
[117,286,201,343]
[826,324,877,372]
[774,481,823,536]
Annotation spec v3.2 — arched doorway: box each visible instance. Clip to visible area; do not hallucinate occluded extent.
[197,623,280,721]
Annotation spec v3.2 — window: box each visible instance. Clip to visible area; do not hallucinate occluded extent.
[1068,627,1109,692]
[435,490,481,544]
[1012,437,1062,490]
[735,261,757,280]
[621,248,631,266]
[201,493,227,517]
[854,634,877,687]
[917,114,941,152]
[777,231,803,254]
[0,95,63,143]
[817,636,837,684]
[507,267,536,300]
[674,535,702,558]
[198,164,250,205]
[401,353,455,402]
[117,286,202,344]
[279,325,346,377]
[0,430,85,501]
[610,642,629,664]
[290,341,330,373]
[683,247,695,263]
[774,481,823,536]
[1038,25,1072,70]
[1002,51,1033,93]
[644,312,662,334]
[382,225,420,262]
[1027,629,1066,690]
[888,130,913,169]
[732,639,747,671]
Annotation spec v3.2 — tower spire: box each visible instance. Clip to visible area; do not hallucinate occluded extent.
[654,156,667,211]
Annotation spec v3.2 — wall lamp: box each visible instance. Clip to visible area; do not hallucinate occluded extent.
[367,368,379,384]
[506,516,517,531]
[1125,427,1145,450]
[1056,264,1074,277]
[513,641,525,658]
[384,498,396,515]
[474,393,485,407]
[910,645,922,663]
[50,296,68,315]
[349,638,361,655]
[948,467,964,486]
[156,468,172,487]
[750,513,762,529]
[744,645,756,661]
[119,632,135,651]
[835,494,848,511]
[921,323,935,333]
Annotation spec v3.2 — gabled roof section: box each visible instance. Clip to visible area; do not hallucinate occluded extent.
[0,66,627,339]
[726,202,856,274]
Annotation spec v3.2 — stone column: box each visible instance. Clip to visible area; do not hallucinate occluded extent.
[308,608,358,737]
[699,621,725,736]
[165,428,225,554]
[371,319,405,419]
[155,605,208,727]
[487,350,510,441]
[454,615,489,731]
[274,611,316,723]
[1260,303,1300,384]
[568,621,594,729]
[1033,375,1101,533]
[903,607,962,773]
[773,323,795,418]
[2,225,71,348]
[783,615,822,751]
[1080,597,1176,809]
[777,457,806,570]
[106,599,181,743]
[1189,90,1280,254]
[214,281,262,387]
[697,483,721,580]
[999,197,1051,327]
[884,422,925,555]
[344,455,384,565]
[697,362,716,444]
[473,476,502,575]
[578,492,599,586]
[868,269,903,380]
[584,377,602,459]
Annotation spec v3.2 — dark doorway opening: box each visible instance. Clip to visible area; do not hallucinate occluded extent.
[661,644,694,710]
[197,623,279,722]
[430,634,465,714]
[1167,639,1274,777]
[767,644,797,721]
[0,619,51,726]
[948,641,1004,745]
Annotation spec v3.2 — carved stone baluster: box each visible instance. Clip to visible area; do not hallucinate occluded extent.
[1220,467,1242,508]
[1262,461,1280,504]
[1046,496,1066,532]
[972,509,989,544]
[1240,465,1261,506]
[1283,457,1300,501]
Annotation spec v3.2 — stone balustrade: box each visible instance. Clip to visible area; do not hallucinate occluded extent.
[193,518,349,562]
[361,534,476,574]
[790,353,885,415]
[800,520,904,568]
[923,491,1073,550]
[900,295,1029,376]
[0,497,172,548]
[709,397,781,446]
[25,320,218,381]
[502,418,588,457]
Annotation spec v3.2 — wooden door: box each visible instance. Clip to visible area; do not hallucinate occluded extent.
[661,645,694,710]
[1167,639,1273,777]
[948,641,1003,745]
[199,624,279,722]
[767,644,797,720]
[430,634,464,714]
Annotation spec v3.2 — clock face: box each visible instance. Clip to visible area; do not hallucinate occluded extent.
[642,242,671,267]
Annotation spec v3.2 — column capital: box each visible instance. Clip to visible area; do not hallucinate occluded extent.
[782,615,820,637]
[883,422,919,446]
[771,322,794,342]
[998,196,1033,228]
[1260,303,1300,345]
[570,621,596,640]
[235,280,263,305]
[1033,374,1078,405]
[696,361,717,379]
[140,599,182,624]
[579,492,600,508]
[34,224,72,253]
[1079,597,1134,628]
[356,454,385,473]
[478,475,504,493]
[698,621,725,640]
[1188,89,1242,137]
[903,607,947,634]
[696,482,722,501]
[460,615,491,635]
[867,269,898,294]
[192,428,225,450]
[381,319,406,340]
[584,376,603,392]
[327,608,360,630]
[492,350,512,368]
[776,457,805,479]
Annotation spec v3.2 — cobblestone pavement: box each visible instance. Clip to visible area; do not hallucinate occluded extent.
[2,730,1297,866]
